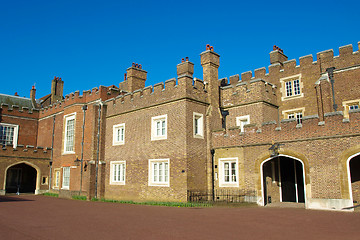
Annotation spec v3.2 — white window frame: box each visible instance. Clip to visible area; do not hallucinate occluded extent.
[283,108,304,125]
[54,169,61,189]
[280,74,304,101]
[236,115,250,133]
[62,167,70,189]
[0,123,19,148]
[113,123,125,145]
[343,99,360,118]
[193,112,204,138]
[63,113,76,154]
[110,161,126,185]
[219,157,239,187]
[151,115,167,141]
[148,159,170,187]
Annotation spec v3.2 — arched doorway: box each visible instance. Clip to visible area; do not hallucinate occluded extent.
[348,154,360,205]
[262,155,305,205]
[5,163,37,194]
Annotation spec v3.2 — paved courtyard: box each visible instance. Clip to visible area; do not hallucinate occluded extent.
[1,195,359,240]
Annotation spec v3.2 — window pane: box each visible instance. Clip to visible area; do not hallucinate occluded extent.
[293,80,300,95]
[285,81,292,97]
[224,163,229,182]
[164,163,168,182]
[154,163,157,182]
[159,163,163,182]
[156,121,160,136]
[161,120,165,136]
[231,162,236,182]
[65,119,75,152]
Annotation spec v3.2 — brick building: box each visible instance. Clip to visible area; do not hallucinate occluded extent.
[1,42,359,211]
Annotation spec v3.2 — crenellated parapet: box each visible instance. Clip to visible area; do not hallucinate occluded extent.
[39,85,123,118]
[227,42,360,86]
[0,144,51,159]
[212,109,360,149]
[106,76,209,117]
[221,79,277,108]
[0,103,40,119]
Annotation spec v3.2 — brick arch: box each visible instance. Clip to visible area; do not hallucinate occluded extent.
[338,144,360,201]
[3,161,41,194]
[254,149,311,206]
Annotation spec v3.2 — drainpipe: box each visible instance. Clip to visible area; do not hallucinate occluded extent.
[94,102,102,199]
[49,115,55,191]
[210,149,215,201]
[327,67,337,111]
[80,105,87,194]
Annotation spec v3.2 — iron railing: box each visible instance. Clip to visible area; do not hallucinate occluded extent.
[188,189,256,203]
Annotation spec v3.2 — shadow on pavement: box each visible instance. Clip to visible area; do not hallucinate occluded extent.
[0,195,34,202]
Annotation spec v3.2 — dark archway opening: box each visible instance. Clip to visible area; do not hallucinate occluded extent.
[349,155,360,204]
[263,156,305,205]
[6,163,37,194]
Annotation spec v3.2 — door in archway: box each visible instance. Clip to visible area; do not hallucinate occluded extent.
[6,163,37,193]
[349,155,360,204]
[263,157,305,205]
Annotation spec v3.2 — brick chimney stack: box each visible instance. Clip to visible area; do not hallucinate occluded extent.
[51,76,64,103]
[200,44,222,129]
[30,85,36,106]
[177,57,194,79]
[120,63,147,92]
[270,45,288,66]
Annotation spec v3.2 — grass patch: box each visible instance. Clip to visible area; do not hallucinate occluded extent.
[91,198,212,208]
[43,192,59,197]
[72,195,87,201]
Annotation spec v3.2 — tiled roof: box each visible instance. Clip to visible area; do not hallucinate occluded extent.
[0,94,34,109]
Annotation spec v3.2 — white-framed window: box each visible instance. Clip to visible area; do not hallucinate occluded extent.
[54,169,60,188]
[0,123,19,148]
[110,161,126,185]
[113,123,125,145]
[151,115,167,141]
[219,158,239,187]
[148,159,170,187]
[236,115,250,133]
[64,113,76,154]
[193,112,204,138]
[288,112,303,124]
[280,74,303,101]
[343,99,360,118]
[283,108,304,125]
[62,167,70,189]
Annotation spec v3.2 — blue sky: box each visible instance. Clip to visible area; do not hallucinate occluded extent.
[1,0,359,99]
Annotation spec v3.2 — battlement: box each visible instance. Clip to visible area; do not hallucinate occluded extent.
[0,103,40,118]
[212,109,360,149]
[106,76,208,117]
[1,144,51,159]
[221,78,277,108]
[228,42,360,85]
[39,85,122,118]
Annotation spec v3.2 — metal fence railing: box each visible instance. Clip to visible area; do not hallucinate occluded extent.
[187,189,256,203]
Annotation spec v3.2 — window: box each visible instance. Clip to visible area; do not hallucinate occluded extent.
[151,115,167,140]
[285,79,301,97]
[148,159,170,186]
[280,74,303,101]
[288,112,303,124]
[349,104,359,110]
[0,123,18,148]
[54,170,60,188]
[113,124,125,145]
[236,115,250,133]
[62,167,70,189]
[193,112,204,138]
[110,161,126,185]
[343,100,360,118]
[219,158,239,187]
[64,114,76,153]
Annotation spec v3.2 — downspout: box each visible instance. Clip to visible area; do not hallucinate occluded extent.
[210,149,215,201]
[327,67,337,111]
[94,102,102,199]
[49,115,55,191]
[80,105,87,194]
